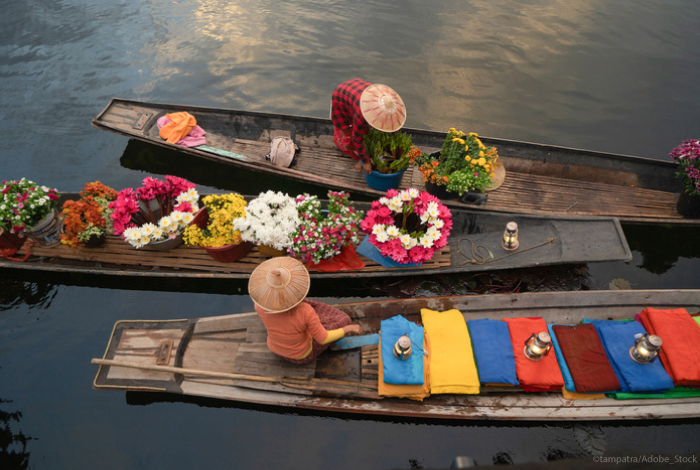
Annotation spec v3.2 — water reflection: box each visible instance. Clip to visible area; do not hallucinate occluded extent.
[623,224,700,275]
[0,399,31,469]
[0,279,57,312]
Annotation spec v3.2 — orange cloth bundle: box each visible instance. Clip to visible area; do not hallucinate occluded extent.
[504,317,564,392]
[638,307,700,387]
[159,112,197,144]
[377,335,431,401]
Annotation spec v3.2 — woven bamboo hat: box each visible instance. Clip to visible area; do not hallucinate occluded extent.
[360,84,407,132]
[248,257,311,313]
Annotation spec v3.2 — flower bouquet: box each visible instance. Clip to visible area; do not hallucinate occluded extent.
[232,190,300,254]
[59,181,117,248]
[669,139,700,218]
[411,128,500,197]
[108,175,200,249]
[359,188,452,265]
[288,191,364,266]
[0,178,61,244]
[183,193,253,262]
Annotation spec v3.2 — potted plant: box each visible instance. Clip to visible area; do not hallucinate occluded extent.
[183,193,253,262]
[669,139,700,218]
[59,181,117,248]
[411,128,501,203]
[0,178,61,246]
[108,175,200,250]
[363,128,414,191]
[288,191,364,265]
[358,187,453,265]
[232,190,300,256]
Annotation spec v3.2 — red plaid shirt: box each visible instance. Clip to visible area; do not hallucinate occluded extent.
[331,78,371,163]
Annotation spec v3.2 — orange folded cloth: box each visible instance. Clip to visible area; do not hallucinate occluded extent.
[638,307,700,387]
[159,112,197,144]
[377,334,431,401]
[504,317,564,392]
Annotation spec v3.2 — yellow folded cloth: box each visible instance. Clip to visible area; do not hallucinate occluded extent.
[159,112,197,144]
[377,334,431,401]
[420,308,480,394]
[562,387,606,400]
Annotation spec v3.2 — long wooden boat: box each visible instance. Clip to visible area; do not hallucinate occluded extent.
[92,289,700,421]
[0,194,631,280]
[93,98,692,225]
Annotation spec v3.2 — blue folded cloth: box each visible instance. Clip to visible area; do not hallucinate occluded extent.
[356,235,421,268]
[585,319,674,393]
[466,319,519,386]
[546,324,576,392]
[380,315,424,385]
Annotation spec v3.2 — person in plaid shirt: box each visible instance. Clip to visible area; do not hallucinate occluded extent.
[331,79,406,173]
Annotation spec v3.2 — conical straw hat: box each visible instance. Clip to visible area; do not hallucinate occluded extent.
[360,84,407,132]
[248,257,311,313]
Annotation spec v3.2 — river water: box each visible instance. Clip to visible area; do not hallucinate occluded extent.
[2,1,700,468]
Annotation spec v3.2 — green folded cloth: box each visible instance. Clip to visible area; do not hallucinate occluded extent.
[608,386,700,400]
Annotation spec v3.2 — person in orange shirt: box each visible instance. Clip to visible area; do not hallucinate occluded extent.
[249,257,362,365]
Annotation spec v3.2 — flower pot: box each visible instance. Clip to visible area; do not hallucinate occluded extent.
[676,191,700,219]
[0,227,26,252]
[83,233,107,248]
[138,198,163,220]
[425,180,458,200]
[204,241,254,262]
[147,232,184,251]
[424,180,488,205]
[364,169,406,191]
[258,244,287,257]
[26,209,62,247]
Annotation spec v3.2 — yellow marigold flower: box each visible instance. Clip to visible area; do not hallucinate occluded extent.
[489,173,495,178]
[469,132,478,137]
[465,155,471,161]
[479,151,485,157]
[464,144,469,152]
[478,157,486,165]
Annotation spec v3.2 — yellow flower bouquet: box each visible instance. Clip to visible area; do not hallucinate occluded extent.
[183,193,253,262]
[411,128,500,196]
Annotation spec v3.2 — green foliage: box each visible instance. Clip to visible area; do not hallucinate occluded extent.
[363,128,413,174]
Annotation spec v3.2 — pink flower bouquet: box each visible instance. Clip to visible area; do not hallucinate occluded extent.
[360,188,452,264]
[108,175,200,248]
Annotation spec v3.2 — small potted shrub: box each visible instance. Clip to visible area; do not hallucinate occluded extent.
[362,128,413,191]
[60,181,117,248]
[0,178,61,245]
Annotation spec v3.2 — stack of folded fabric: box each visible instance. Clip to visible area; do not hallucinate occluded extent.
[421,309,480,394]
[637,307,700,388]
[378,315,430,400]
[587,319,674,393]
[504,317,564,392]
[551,324,620,394]
[467,319,519,386]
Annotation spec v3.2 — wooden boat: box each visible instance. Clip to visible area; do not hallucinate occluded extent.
[0,194,631,280]
[93,98,692,225]
[92,289,700,421]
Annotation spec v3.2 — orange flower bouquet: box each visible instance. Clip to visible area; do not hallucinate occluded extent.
[60,182,117,248]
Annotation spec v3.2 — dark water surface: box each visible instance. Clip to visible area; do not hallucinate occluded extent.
[2,0,700,468]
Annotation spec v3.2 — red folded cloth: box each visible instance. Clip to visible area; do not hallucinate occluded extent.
[638,307,700,387]
[305,245,366,272]
[552,324,620,393]
[504,317,564,392]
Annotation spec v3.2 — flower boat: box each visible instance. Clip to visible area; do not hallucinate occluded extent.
[91,289,700,421]
[93,98,694,225]
[0,190,632,281]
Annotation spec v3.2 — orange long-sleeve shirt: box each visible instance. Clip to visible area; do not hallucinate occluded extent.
[255,302,344,359]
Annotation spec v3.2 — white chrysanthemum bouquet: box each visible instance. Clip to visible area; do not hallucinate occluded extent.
[233,190,300,251]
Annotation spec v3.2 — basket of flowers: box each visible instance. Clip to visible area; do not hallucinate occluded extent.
[108,175,200,250]
[358,187,452,265]
[232,190,300,256]
[411,128,503,203]
[59,181,117,248]
[669,139,700,218]
[0,178,61,246]
[288,191,365,268]
[183,193,253,262]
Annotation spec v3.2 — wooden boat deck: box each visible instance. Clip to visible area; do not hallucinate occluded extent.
[93,290,700,421]
[92,98,687,225]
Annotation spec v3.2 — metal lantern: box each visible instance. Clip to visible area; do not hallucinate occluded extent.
[502,222,519,251]
[629,333,662,364]
[393,334,413,361]
[524,332,552,361]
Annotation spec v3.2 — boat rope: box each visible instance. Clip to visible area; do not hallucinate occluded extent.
[457,237,555,266]
[0,239,33,262]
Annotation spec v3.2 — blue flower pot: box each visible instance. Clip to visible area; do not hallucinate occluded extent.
[364,169,406,191]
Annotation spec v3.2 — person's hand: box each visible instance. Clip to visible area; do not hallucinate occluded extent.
[343,324,363,336]
[363,161,373,174]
